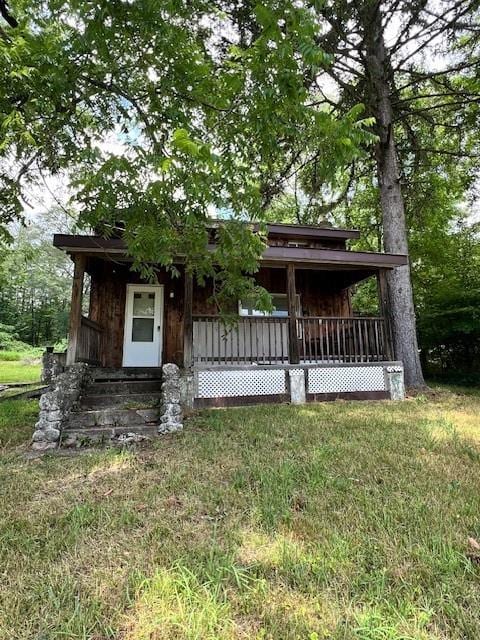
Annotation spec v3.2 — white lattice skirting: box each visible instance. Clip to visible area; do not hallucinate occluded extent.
[197,368,286,398]
[194,363,404,403]
[307,366,386,394]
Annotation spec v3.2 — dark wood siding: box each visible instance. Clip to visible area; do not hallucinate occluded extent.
[245,267,351,317]
[88,260,185,367]
[87,260,353,367]
[267,237,346,250]
[88,261,127,368]
[297,269,352,317]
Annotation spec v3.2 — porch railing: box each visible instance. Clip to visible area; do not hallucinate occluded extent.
[298,316,391,363]
[76,316,103,365]
[193,315,289,364]
[193,315,391,365]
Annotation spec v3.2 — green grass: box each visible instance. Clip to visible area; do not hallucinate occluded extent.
[0,399,39,447]
[0,347,43,361]
[0,359,41,383]
[0,387,479,638]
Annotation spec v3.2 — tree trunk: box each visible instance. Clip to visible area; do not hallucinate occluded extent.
[366,17,425,388]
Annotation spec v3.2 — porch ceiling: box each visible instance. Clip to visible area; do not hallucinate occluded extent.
[53,234,408,271]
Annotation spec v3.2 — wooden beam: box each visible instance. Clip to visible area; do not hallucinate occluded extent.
[66,254,86,366]
[286,263,300,364]
[183,270,194,369]
[53,234,409,269]
[377,269,394,360]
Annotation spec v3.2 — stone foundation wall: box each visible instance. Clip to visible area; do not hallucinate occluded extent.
[41,350,66,385]
[159,363,183,433]
[32,363,90,451]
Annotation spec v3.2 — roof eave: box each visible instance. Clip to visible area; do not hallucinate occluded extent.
[53,234,408,270]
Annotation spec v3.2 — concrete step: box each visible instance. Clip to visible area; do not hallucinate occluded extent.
[61,424,159,446]
[90,367,163,381]
[66,407,160,430]
[79,392,162,410]
[85,379,163,395]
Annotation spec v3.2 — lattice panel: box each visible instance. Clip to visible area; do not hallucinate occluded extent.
[197,369,287,398]
[307,366,386,394]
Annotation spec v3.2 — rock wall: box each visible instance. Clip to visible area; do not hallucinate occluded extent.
[159,363,183,433]
[41,350,66,385]
[32,363,90,451]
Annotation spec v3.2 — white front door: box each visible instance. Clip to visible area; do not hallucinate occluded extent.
[122,284,163,367]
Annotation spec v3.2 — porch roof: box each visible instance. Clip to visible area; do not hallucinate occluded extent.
[53,234,408,271]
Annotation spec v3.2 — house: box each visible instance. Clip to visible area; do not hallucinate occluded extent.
[34,222,407,448]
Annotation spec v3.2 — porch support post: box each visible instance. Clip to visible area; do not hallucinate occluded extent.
[183,270,194,369]
[286,263,300,364]
[377,268,394,361]
[66,254,86,366]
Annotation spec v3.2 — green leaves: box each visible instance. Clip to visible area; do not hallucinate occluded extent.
[254,3,276,29]
[171,129,201,157]
[0,0,377,313]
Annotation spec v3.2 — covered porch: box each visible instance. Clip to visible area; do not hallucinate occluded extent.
[53,232,406,406]
[55,236,406,369]
[190,255,395,367]
[60,254,397,371]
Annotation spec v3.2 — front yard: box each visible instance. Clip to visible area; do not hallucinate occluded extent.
[0,388,479,639]
[0,358,41,384]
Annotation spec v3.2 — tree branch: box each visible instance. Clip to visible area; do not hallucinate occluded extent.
[0,0,17,28]
[393,1,475,70]
[412,147,480,158]
[394,90,478,104]
[396,97,480,119]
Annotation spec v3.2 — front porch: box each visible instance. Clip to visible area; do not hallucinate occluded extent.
[52,226,407,410]
[66,259,395,371]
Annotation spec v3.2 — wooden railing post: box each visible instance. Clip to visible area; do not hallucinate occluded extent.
[377,269,394,361]
[66,254,86,366]
[183,270,194,369]
[286,263,300,364]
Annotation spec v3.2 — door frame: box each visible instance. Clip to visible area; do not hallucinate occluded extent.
[122,283,164,367]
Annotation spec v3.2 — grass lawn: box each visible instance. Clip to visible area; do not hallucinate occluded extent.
[0,387,479,639]
[0,399,40,447]
[0,359,41,384]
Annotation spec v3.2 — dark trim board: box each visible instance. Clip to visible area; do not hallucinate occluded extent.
[262,246,408,268]
[194,394,290,408]
[265,223,360,240]
[194,390,390,407]
[306,391,390,402]
[53,234,408,270]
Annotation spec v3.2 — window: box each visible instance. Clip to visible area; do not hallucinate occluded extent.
[287,240,309,248]
[239,293,301,317]
[131,291,156,342]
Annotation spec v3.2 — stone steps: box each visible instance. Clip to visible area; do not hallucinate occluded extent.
[85,379,163,395]
[66,407,160,430]
[42,364,185,449]
[79,392,162,410]
[89,367,163,381]
[61,424,159,447]
[63,368,164,445]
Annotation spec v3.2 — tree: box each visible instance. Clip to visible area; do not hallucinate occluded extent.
[0,0,372,310]
[0,209,74,346]
[260,0,479,387]
[3,2,479,386]
[416,222,480,380]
